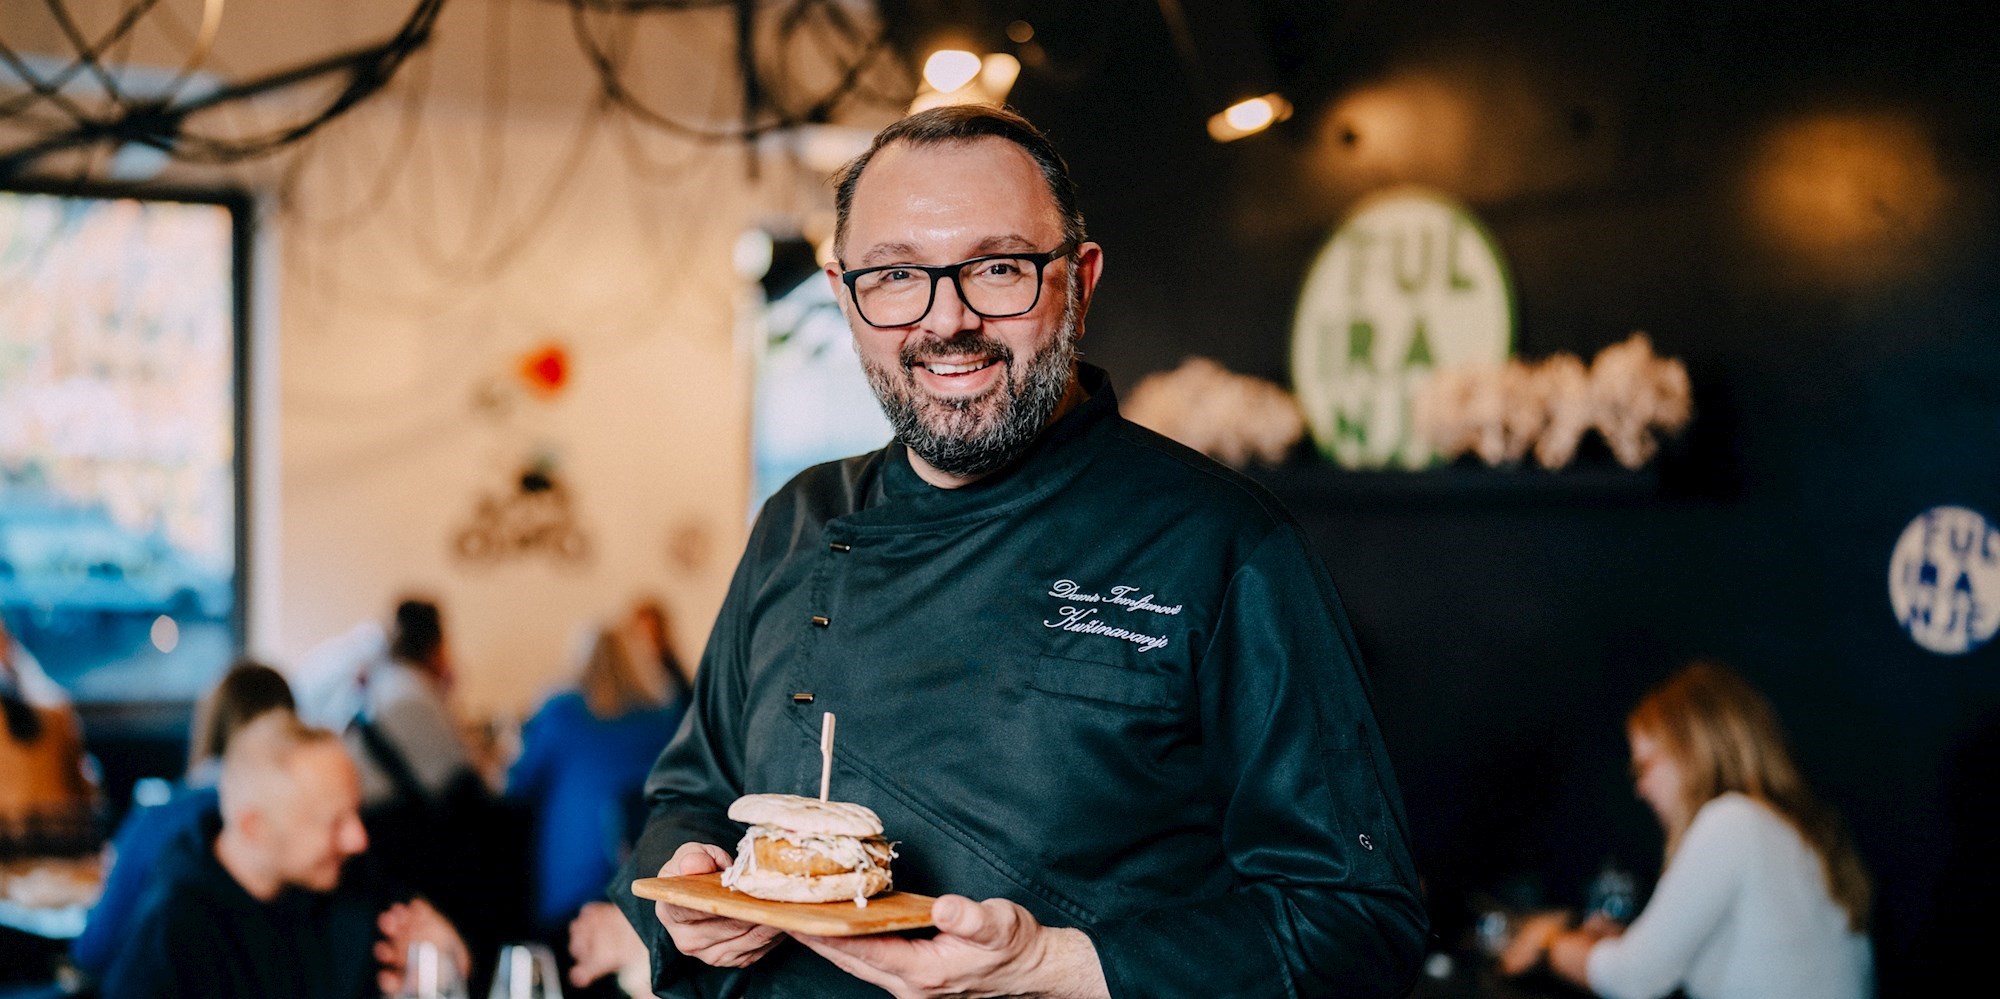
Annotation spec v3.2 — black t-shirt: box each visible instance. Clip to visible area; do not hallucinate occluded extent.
[101,810,408,999]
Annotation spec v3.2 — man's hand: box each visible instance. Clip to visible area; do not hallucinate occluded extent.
[568,900,652,988]
[656,842,784,968]
[790,894,1109,999]
[374,897,472,996]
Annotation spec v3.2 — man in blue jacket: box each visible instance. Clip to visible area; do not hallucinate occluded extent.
[613,104,1427,999]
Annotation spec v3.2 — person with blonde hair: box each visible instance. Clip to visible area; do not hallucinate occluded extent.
[1503,660,1875,999]
[508,617,687,945]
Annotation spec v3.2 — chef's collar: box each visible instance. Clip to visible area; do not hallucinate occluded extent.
[859,363,1118,524]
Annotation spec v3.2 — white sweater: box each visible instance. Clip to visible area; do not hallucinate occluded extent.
[1586,793,1873,999]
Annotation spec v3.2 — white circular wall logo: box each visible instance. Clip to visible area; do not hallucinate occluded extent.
[1888,505,2000,655]
[1291,188,1514,469]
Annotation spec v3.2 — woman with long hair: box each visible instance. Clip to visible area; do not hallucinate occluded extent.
[1504,660,1874,999]
[508,615,688,942]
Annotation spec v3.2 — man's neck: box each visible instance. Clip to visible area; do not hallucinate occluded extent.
[213,829,282,901]
[906,377,1088,489]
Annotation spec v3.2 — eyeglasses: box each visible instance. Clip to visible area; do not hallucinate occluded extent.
[839,241,1076,328]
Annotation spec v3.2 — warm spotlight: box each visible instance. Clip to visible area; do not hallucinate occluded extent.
[922,49,983,94]
[1208,93,1293,142]
[1747,110,1947,278]
[1226,100,1275,133]
[909,47,1018,114]
[980,53,1021,101]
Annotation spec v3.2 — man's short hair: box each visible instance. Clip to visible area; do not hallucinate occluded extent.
[388,597,445,666]
[217,710,341,819]
[832,105,1087,259]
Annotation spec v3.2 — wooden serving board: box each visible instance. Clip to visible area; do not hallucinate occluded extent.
[631,872,937,937]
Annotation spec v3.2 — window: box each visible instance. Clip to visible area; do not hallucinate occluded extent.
[749,240,891,512]
[0,185,247,703]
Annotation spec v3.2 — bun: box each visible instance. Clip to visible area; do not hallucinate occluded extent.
[724,866,892,904]
[721,793,897,905]
[727,793,884,837]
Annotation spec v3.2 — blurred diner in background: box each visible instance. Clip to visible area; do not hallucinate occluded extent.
[507,612,688,958]
[2,0,1996,997]
[67,658,297,984]
[1497,661,1874,999]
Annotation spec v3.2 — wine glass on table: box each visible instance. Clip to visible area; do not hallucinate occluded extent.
[487,941,561,999]
[389,940,470,999]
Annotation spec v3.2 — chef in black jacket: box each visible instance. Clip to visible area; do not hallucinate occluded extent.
[612,104,1427,999]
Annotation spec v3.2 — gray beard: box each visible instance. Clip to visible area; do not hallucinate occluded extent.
[860,297,1080,479]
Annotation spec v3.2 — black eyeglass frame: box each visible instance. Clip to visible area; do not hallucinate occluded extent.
[838,240,1079,329]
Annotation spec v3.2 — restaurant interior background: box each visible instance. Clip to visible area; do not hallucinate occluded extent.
[2,1,1995,996]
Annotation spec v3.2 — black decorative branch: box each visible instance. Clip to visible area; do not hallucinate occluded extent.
[0,0,445,178]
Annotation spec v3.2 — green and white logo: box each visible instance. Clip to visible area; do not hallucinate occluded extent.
[1290,189,1514,469]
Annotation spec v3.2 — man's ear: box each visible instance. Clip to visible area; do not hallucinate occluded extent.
[824,264,855,324]
[1073,241,1105,317]
[232,804,266,845]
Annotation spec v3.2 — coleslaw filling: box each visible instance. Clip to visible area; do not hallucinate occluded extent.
[723,825,898,907]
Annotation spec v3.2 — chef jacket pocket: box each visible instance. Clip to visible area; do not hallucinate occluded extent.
[1029,654,1179,710]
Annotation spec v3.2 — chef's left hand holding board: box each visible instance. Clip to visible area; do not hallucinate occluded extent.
[652,841,786,968]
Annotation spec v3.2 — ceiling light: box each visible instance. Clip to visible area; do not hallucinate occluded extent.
[909,47,1020,114]
[922,50,984,94]
[1208,93,1293,142]
[980,53,1021,102]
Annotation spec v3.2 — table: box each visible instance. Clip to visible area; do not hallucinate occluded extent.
[0,857,97,993]
[1406,947,1596,999]
[0,857,100,940]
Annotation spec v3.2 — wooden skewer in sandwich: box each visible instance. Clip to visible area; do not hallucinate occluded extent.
[721,713,897,906]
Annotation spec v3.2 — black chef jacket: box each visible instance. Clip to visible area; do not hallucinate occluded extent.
[614,365,1426,999]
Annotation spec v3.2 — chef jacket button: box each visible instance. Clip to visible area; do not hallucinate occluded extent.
[810,615,830,628]
[829,541,852,553]
[1358,833,1374,851]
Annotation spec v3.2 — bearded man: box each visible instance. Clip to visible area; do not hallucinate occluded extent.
[613,105,1426,999]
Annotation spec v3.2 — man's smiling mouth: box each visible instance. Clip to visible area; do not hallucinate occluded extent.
[917,357,1000,376]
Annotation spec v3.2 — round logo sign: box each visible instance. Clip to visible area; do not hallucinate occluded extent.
[1290,188,1514,469]
[1888,505,2000,655]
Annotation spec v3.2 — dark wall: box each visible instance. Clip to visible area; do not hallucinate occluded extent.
[1006,1,1999,993]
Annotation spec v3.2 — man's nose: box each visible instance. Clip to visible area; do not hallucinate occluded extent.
[341,814,369,855]
[921,274,978,334]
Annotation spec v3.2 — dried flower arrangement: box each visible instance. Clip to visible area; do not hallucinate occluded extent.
[1413,333,1692,471]
[1124,356,1306,468]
